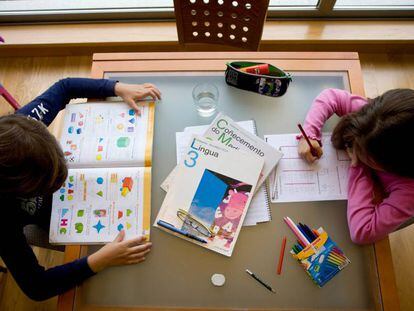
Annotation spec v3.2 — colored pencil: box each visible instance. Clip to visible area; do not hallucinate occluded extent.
[297,123,319,157]
[283,217,310,246]
[277,237,287,275]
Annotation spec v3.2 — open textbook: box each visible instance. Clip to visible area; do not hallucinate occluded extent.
[155,136,264,257]
[49,101,154,244]
[161,120,273,226]
[265,133,350,203]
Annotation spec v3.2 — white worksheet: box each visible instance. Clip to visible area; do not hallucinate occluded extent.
[265,133,350,203]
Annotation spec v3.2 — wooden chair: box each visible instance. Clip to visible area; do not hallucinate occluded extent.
[174,0,269,51]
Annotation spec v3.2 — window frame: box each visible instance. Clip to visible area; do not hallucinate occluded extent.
[0,0,413,23]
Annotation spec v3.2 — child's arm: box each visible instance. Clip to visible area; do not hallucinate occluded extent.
[347,165,414,244]
[302,88,367,141]
[1,229,151,301]
[1,229,96,301]
[16,78,117,126]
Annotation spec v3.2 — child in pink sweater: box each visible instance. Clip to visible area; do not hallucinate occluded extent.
[298,88,414,244]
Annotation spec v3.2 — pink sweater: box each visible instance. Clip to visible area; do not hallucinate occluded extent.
[303,88,414,244]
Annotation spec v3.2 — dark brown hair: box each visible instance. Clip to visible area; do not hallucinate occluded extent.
[0,114,67,197]
[332,89,414,178]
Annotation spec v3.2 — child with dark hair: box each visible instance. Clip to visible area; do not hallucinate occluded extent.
[0,78,161,301]
[298,88,414,244]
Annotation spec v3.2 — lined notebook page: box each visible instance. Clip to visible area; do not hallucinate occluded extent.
[265,133,350,203]
[176,120,271,226]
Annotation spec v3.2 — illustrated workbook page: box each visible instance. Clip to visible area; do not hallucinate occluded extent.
[60,101,154,168]
[50,167,151,244]
[155,135,264,257]
[264,133,350,203]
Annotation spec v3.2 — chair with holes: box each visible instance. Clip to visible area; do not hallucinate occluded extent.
[174,0,270,51]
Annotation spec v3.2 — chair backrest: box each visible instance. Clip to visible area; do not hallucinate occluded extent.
[174,0,269,51]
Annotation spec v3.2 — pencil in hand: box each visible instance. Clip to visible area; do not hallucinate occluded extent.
[297,123,322,161]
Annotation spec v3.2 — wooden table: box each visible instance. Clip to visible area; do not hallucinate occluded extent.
[58,52,399,311]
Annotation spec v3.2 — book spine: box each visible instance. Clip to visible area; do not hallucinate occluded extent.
[254,120,271,221]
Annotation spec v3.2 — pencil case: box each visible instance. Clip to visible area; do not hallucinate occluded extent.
[290,227,350,287]
[225,61,292,97]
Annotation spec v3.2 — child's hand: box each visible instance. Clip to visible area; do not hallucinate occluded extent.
[346,147,359,167]
[87,230,152,273]
[114,82,161,115]
[298,138,323,163]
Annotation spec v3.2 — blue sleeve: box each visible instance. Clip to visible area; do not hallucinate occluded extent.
[1,228,95,301]
[15,78,117,126]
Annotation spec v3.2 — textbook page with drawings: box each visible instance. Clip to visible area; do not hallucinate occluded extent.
[161,120,273,226]
[265,133,350,203]
[155,135,264,257]
[49,101,154,244]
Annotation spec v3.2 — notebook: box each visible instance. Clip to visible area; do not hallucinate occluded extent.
[49,101,154,244]
[155,135,264,257]
[264,133,350,203]
[162,120,273,226]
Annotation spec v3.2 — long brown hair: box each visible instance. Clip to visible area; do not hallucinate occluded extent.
[0,114,67,197]
[332,89,414,178]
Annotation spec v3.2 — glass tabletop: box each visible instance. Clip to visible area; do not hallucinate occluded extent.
[77,72,380,310]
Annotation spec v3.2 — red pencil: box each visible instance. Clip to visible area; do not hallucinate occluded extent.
[297,123,319,157]
[277,237,287,275]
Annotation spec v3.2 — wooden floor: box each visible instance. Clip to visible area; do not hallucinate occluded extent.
[0,53,413,311]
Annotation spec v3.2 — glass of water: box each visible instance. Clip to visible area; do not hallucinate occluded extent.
[192,83,219,117]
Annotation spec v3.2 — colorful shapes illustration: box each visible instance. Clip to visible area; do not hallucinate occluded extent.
[126,222,132,230]
[68,183,74,188]
[69,176,74,182]
[127,127,134,133]
[117,123,124,130]
[128,109,135,116]
[79,113,84,118]
[70,113,76,122]
[68,126,74,134]
[70,143,77,150]
[117,211,123,219]
[61,208,69,217]
[117,224,124,232]
[97,145,103,152]
[60,188,65,194]
[110,174,118,183]
[60,228,67,234]
[75,223,84,233]
[120,177,133,197]
[77,210,85,217]
[93,209,107,217]
[128,118,135,124]
[96,191,103,197]
[126,209,133,217]
[96,154,102,161]
[60,218,68,226]
[78,121,84,126]
[59,195,65,201]
[64,151,72,156]
[96,177,104,184]
[119,113,125,118]
[116,137,130,148]
[93,220,105,233]
[99,138,104,143]
[95,115,104,123]
[68,189,74,194]
[68,195,74,201]
[76,128,82,134]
